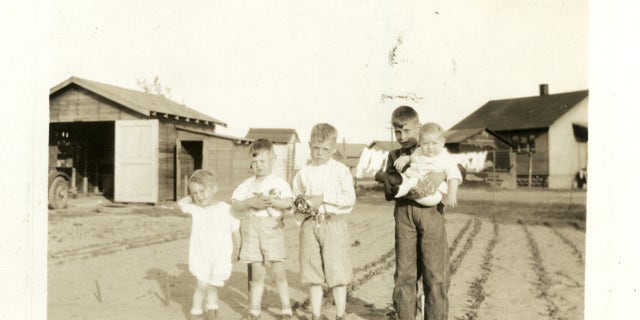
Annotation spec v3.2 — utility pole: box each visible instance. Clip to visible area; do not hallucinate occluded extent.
[386,123,394,145]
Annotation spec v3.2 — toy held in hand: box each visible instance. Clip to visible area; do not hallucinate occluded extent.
[293,195,319,216]
[266,188,282,217]
[268,188,281,198]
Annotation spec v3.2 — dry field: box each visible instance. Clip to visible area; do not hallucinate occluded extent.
[48,186,586,320]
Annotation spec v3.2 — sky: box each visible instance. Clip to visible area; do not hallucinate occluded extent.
[51,0,589,148]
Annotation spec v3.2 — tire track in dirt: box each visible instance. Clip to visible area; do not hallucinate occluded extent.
[520,222,562,320]
[476,223,548,319]
[458,216,499,320]
[49,231,191,264]
[529,224,585,320]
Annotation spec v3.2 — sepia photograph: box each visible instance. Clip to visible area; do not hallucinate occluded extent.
[6,0,638,319]
[45,1,589,320]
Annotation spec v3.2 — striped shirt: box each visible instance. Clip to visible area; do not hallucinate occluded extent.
[292,159,356,215]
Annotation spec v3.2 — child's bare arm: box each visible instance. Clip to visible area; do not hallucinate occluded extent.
[394,155,411,172]
[270,197,293,210]
[176,196,193,212]
[231,194,271,211]
[444,179,460,207]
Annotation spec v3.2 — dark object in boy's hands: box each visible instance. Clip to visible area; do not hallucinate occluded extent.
[293,195,319,216]
[375,170,403,201]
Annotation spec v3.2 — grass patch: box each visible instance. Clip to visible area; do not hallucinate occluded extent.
[458,200,585,230]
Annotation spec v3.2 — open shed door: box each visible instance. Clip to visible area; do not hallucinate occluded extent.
[114,120,159,202]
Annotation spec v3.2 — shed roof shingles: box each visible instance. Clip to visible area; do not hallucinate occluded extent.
[450,90,588,131]
[245,128,300,144]
[50,77,227,126]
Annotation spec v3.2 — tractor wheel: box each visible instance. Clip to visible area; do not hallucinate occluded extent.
[48,176,69,209]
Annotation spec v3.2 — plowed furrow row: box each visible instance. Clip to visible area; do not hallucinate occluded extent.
[49,231,190,264]
[551,227,584,265]
[458,217,499,320]
[450,219,482,276]
[520,223,561,320]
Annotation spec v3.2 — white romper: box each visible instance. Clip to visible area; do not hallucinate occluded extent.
[178,200,240,286]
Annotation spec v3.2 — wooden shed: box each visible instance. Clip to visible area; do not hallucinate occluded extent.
[333,143,367,177]
[367,140,401,152]
[444,127,514,171]
[49,76,253,203]
[245,128,299,183]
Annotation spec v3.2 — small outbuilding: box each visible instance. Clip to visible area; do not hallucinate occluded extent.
[367,140,401,152]
[444,127,516,188]
[49,76,253,203]
[245,128,299,183]
[333,143,367,176]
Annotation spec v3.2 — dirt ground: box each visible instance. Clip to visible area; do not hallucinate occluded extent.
[48,186,586,320]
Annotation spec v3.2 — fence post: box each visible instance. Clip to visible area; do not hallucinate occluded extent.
[528,153,533,188]
[183,175,189,197]
[492,150,496,187]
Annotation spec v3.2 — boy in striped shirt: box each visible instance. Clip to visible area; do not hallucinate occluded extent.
[292,123,356,320]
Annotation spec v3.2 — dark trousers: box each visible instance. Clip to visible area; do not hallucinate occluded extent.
[393,201,449,320]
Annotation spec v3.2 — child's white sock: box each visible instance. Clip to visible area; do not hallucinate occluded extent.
[205,303,219,311]
[190,308,203,315]
[250,305,261,317]
[282,304,292,315]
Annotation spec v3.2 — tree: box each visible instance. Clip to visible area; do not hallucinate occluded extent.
[136,76,172,99]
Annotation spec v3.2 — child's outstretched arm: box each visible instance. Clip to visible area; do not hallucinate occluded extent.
[176,196,193,213]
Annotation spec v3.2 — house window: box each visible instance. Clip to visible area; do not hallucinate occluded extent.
[512,134,536,154]
[512,136,520,153]
[528,134,536,153]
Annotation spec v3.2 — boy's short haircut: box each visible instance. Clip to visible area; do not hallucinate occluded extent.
[419,122,445,139]
[391,106,420,127]
[188,169,218,188]
[310,123,338,143]
[249,138,274,157]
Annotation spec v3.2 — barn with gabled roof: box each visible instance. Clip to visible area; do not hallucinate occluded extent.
[49,76,253,203]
